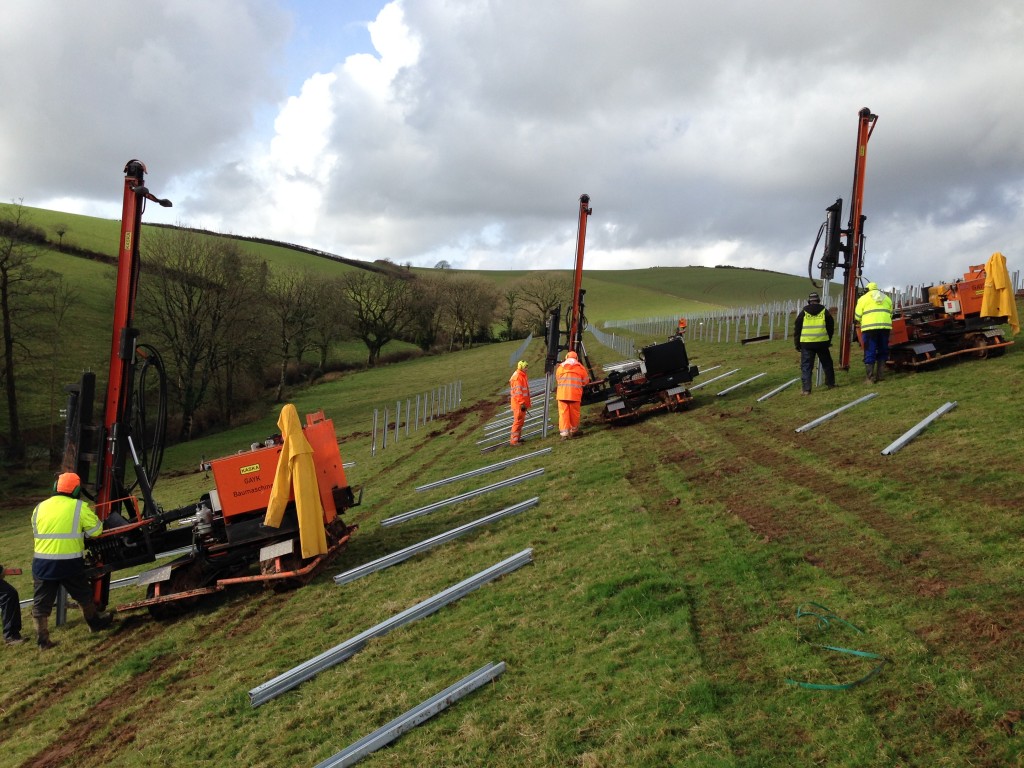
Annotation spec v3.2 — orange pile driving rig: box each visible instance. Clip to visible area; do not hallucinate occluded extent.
[810,109,1016,372]
[884,258,1016,369]
[810,107,878,370]
[61,161,358,619]
[544,194,699,422]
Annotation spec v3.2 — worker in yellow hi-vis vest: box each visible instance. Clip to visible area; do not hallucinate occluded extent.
[793,291,835,395]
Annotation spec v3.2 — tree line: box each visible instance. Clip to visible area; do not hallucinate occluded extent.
[0,203,571,465]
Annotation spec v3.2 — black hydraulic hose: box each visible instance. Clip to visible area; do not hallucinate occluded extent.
[132,344,168,492]
[808,221,826,289]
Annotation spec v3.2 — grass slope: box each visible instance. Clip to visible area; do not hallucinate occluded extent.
[2,320,1022,767]
[2,204,819,441]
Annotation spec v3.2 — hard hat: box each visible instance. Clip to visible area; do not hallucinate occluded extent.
[867,282,878,290]
[566,351,578,360]
[55,472,81,495]
[517,360,528,370]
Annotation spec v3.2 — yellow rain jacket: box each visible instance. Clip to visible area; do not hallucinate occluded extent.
[980,252,1020,335]
[263,404,328,558]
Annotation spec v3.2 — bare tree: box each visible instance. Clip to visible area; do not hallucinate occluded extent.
[266,268,323,402]
[517,271,572,335]
[0,201,54,464]
[54,223,68,251]
[338,270,417,366]
[308,276,349,373]
[500,283,524,340]
[402,273,448,351]
[138,229,268,440]
[440,275,500,350]
[44,277,78,461]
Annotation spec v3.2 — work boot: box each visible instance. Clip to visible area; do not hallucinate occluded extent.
[4,634,24,645]
[34,616,57,650]
[82,603,114,632]
[874,361,885,382]
[864,364,875,384]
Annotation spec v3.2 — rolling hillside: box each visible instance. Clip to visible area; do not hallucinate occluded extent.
[1,307,1021,765]
[1,203,822,446]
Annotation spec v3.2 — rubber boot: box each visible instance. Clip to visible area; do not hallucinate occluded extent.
[81,602,114,632]
[874,361,885,382]
[34,616,57,650]
[864,364,875,384]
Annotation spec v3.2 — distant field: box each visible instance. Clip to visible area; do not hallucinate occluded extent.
[2,204,821,444]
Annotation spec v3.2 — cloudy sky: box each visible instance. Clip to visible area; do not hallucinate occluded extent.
[3,1,1023,291]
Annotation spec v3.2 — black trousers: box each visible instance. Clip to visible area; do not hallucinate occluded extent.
[800,345,835,391]
[0,579,22,639]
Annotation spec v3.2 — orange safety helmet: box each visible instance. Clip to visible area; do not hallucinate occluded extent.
[565,351,578,360]
[55,472,81,496]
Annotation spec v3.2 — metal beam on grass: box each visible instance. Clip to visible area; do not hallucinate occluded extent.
[881,401,957,455]
[479,426,547,454]
[483,409,544,434]
[335,499,538,585]
[716,372,766,396]
[380,469,545,527]
[314,662,506,768]
[756,378,799,402]
[478,416,549,447]
[795,392,878,433]
[689,368,740,391]
[416,450,551,492]
[249,549,532,707]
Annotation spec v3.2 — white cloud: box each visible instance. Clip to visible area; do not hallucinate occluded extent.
[3,0,1024,294]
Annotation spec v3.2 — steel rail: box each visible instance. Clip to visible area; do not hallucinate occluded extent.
[415,450,551,492]
[479,425,547,453]
[482,412,547,437]
[249,549,532,707]
[795,392,878,433]
[756,378,800,402]
[334,499,538,585]
[381,470,544,526]
[881,401,957,455]
[689,368,740,391]
[314,662,507,768]
[716,372,766,396]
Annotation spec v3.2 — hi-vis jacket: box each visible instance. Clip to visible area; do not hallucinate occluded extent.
[32,495,102,561]
[795,305,834,346]
[509,369,532,411]
[854,289,893,331]
[555,358,590,402]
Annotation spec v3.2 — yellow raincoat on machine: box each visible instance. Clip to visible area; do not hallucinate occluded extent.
[263,404,328,558]
[980,252,1020,335]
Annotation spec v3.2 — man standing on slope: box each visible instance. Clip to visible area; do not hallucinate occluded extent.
[793,291,836,395]
[854,281,894,383]
[555,351,590,440]
[31,473,113,649]
[509,360,532,446]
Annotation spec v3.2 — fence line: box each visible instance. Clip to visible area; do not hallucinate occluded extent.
[371,380,462,457]
[596,269,1022,349]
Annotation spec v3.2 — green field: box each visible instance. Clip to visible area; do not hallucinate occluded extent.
[2,204,1021,766]
[2,307,1022,766]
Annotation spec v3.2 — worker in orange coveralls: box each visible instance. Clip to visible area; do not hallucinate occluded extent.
[509,360,532,446]
[555,351,590,439]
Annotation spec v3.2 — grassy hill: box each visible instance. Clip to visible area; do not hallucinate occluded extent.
[1,308,1022,765]
[1,203,823,449]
